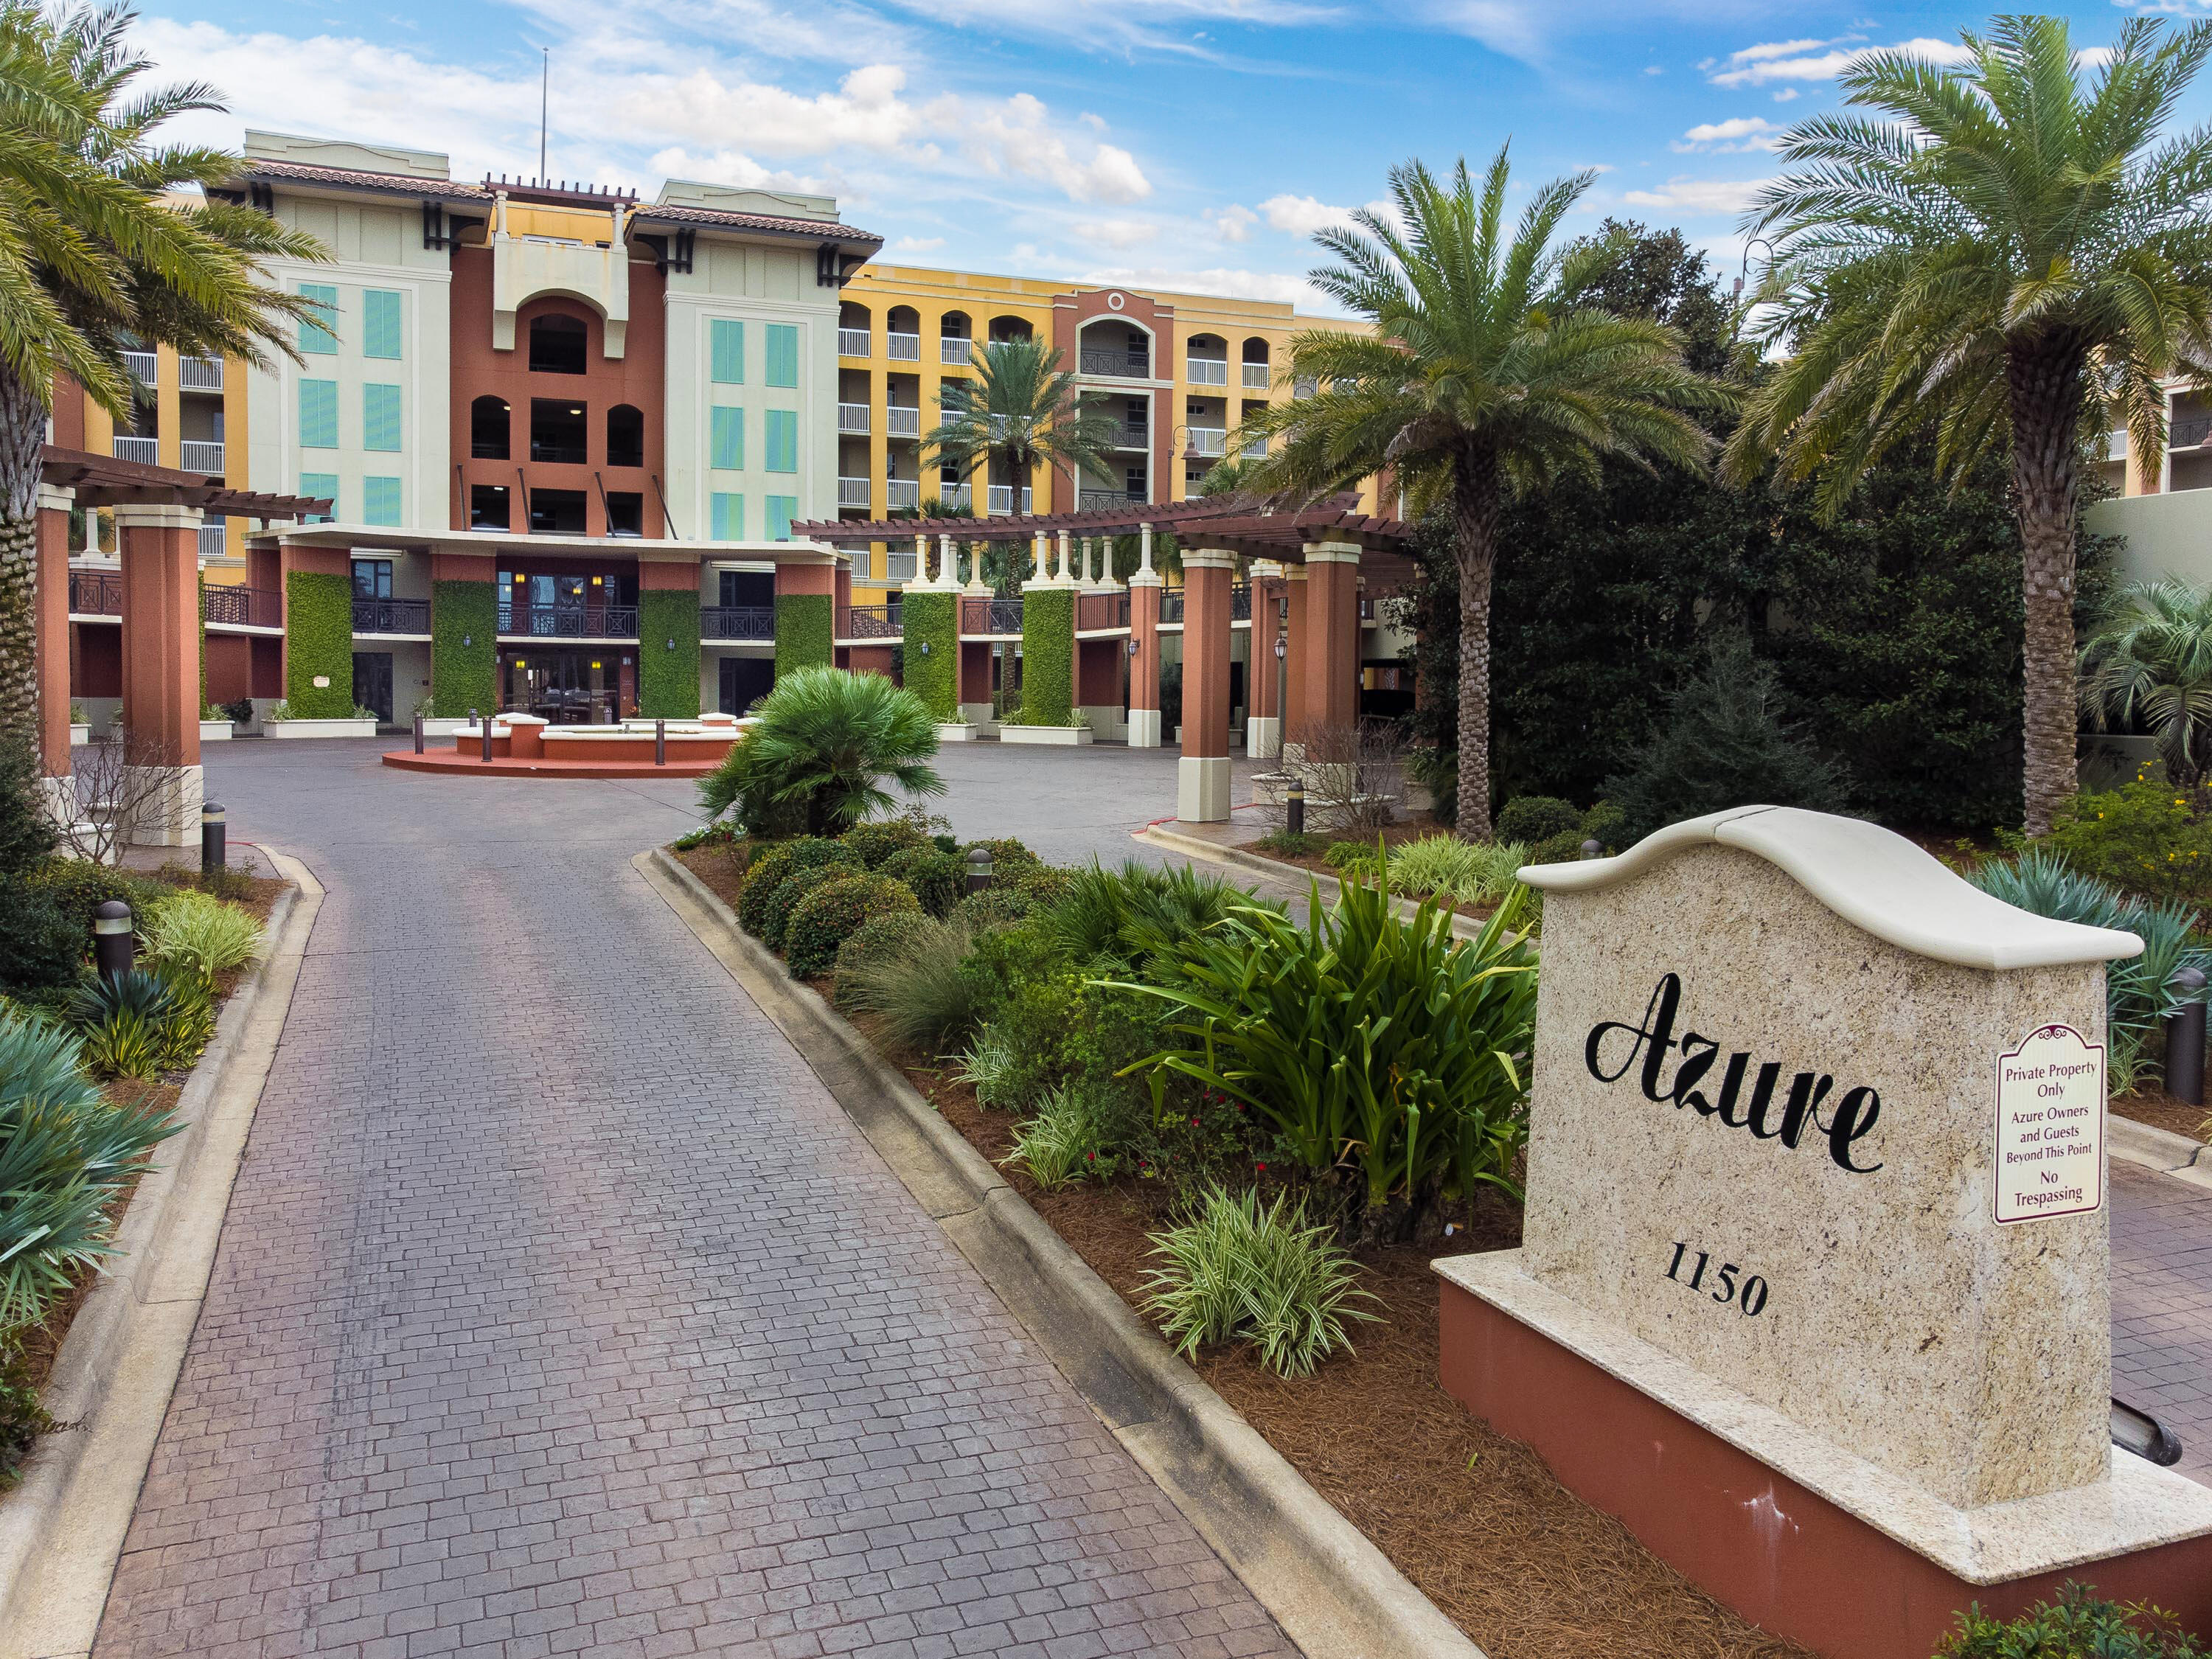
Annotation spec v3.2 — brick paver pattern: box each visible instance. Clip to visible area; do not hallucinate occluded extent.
[94,746,1294,1659]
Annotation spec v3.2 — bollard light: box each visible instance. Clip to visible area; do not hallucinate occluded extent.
[93,900,133,981]
[2167,965,2208,1106]
[967,846,992,894]
[1581,838,1603,860]
[1285,782,1305,838]
[201,801,226,876]
[655,718,667,766]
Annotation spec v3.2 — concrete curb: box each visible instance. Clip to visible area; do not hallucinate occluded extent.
[1136,824,1495,942]
[639,847,1484,1659]
[0,855,324,1659]
[2110,1113,2212,1191]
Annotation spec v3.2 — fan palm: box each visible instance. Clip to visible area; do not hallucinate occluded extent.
[923,338,1119,543]
[0,1,328,751]
[2081,578,2212,786]
[1234,148,1733,838]
[1725,15,2212,835]
[698,666,944,836]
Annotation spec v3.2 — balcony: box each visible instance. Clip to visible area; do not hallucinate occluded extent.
[497,601,639,639]
[122,350,156,388]
[199,584,281,627]
[838,327,870,357]
[1079,488,1135,511]
[837,402,870,434]
[352,597,431,635]
[1242,362,1270,390]
[197,521,227,560]
[702,605,776,641]
[960,594,1024,636]
[180,439,224,474]
[180,356,223,392]
[1187,428,1226,458]
[987,485,1032,515]
[886,406,921,439]
[844,602,903,639]
[112,435,158,465]
[940,337,971,366]
[886,331,921,361]
[838,476,872,509]
[1079,348,1150,378]
[68,568,122,616]
[1187,357,1228,386]
[887,479,922,510]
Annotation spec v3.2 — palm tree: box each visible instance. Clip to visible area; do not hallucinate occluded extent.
[1725,16,2212,835]
[0,1,327,752]
[1234,148,1733,838]
[698,666,943,836]
[2081,578,2212,787]
[924,337,1119,534]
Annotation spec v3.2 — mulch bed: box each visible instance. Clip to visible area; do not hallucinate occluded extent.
[2114,1086,2209,1145]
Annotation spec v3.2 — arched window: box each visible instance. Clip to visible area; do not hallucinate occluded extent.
[606,404,644,469]
[528,313,587,375]
[470,395,510,460]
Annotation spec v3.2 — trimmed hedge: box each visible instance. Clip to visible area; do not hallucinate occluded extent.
[430,580,497,717]
[283,570,355,717]
[639,589,701,718]
[900,590,959,720]
[1018,585,1074,725]
[787,872,920,978]
[774,593,833,681]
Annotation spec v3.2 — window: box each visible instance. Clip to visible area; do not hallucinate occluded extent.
[765,409,798,473]
[471,396,510,460]
[711,319,745,384]
[299,283,337,355]
[470,484,510,529]
[352,558,393,599]
[528,313,587,375]
[299,472,338,523]
[766,495,797,541]
[529,398,587,465]
[709,406,744,471]
[528,488,588,534]
[711,493,744,540]
[364,291,402,359]
[605,492,643,536]
[362,476,401,526]
[364,383,401,452]
[765,324,799,388]
[606,404,644,468]
[299,380,338,448]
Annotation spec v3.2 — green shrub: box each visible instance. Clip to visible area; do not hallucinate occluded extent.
[1385,836,1528,905]
[832,910,936,1004]
[1253,829,1324,859]
[837,916,983,1054]
[1935,1582,2208,1658]
[140,891,263,992]
[786,873,920,978]
[762,865,844,954]
[1002,1085,1118,1187]
[2045,777,2212,905]
[1141,1187,1377,1378]
[882,845,964,917]
[0,1333,53,1489]
[700,667,941,835]
[840,818,928,869]
[1494,796,1579,844]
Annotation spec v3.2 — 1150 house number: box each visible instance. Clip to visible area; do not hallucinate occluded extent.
[1664,1242,1769,1315]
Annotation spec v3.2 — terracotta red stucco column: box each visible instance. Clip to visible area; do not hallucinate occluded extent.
[1282,564,1310,757]
[1246,561,1284,760]
[34,485,73,813]
[114,502,204,845]
[1178,548,1234,822]
[1302,540,1362,740]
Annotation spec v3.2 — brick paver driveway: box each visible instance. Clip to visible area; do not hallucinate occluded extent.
[94,739,1294,1659]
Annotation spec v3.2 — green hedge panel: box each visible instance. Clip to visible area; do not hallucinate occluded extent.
[774,593,832,680]
[284,570,354,717]
[430,580,497,717]
[900,590,958,720]
[639,590,702,718]
[1018,586,1074,725]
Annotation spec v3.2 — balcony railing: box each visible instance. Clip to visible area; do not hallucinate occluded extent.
[844,602,903,639]
[702,605,775,641]
[204,584,282,629]
[352,597,431,635]
[1242,362,1270,390]
[886,331,921,361]
[1077,591,1130,631]
[1187,357,1228,386]
[68,568,122,616]
[1079,348,1150,378]
[886,479,922,510]
[122,350,157,388]
[940,337,971,366]
[987,485,1032,515]
[961,595,1025,636]
[1187,428,1226,457]
[1079,488,1135,511]
[496,602,639,639]
[180,439,224,474]
[838,476,872,509]
[837,402,870,434]
[838,327,870,357]
[886,406,921,438]
[113,435,158,465]
[181,356,223,392]
[197,521,227,561]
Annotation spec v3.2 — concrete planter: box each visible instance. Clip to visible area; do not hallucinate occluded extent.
[199,719,234,742]
[69,723,89,746]
[998,724,1093,746]
[936,723,981,742]
[263,717,379,740]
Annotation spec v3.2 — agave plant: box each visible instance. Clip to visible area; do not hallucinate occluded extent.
[698,667,943,836]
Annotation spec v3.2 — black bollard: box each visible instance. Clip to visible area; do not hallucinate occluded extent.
[94,900,133,981]
[201,801,226,876]
[1285,782,1305,838]
[655,718,667,767]
[967,846,993,894]
[413,713,425,754]
[2167,966,2208,1106]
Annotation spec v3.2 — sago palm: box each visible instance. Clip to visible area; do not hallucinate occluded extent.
[1725,15,2212,834]
[699,666,943,836]
[1234,148,1733,838]
[924,338,1119,546]
[2081,578,2212,786]
[0,1,327,752]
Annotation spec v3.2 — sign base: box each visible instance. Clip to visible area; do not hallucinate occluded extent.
[1437,1252,2212,1659]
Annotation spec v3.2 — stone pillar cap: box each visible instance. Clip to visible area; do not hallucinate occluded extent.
[1522,805,2143,971]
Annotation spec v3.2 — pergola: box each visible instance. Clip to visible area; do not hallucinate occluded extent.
[793,495,1416,822]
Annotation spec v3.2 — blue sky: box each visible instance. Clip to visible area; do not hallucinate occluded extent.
[134,0,2204,311]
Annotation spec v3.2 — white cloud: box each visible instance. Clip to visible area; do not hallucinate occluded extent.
[1071,218,1160,248]
[1620,176,1773,216]
[1705,35,1969,88]
[1672,116,1784,154]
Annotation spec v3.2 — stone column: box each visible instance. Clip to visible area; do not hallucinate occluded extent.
[1246,560,1284,761]
[1127,563,1163,748]
[34,484,74,822]
[1178,547,1234,822]
[1303,540,1362,739]
[114,501,205,845]
[1282,563,1310,760]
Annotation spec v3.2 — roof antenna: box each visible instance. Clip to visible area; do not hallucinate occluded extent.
[538,48,549,186]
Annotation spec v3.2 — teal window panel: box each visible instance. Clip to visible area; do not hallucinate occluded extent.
[362,476,402,526]
[765,324,799,388]
[299,379,338,448]
[363,383,402,452]
[299,282,338,354]
[709,406,743,471]
[363,290,402,358]
[765,409,798,473]
[766,495,796,541]
[710,319,744,384]
[711,493,744,540]
[299,472,338,524]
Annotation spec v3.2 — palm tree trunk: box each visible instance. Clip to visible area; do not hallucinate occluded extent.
[2007,335,2087,837]
[1453,443,1501,841]
[0,366,47,762]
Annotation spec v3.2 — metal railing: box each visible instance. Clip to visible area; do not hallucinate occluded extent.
[886,479,922,509]
[838,327,870,357]
[1079,488,1135,511]
[1242,362,1270,390]
[496,602,640,639]
[837,402,870,434]
[204,584,282,629]
[940,337,971,365]
[1079,348,1150,378]
[1187,357,1228,386]
[844,602,904,639]
[961,595,1024,635]
[181,356,223,392]
[1077,591,1130,631]
[1187,428,1226,457]
[112,435,158,465]
[886,331,921,361]
[197,521,227,560]
[122,350,157,387]
[701,605,775,641]
[987,485,1032,515]
[352,596,431,634]
[886,406,921,438]
[180,439,224,474]
[68,568,122,616]
[838,476,871,508]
